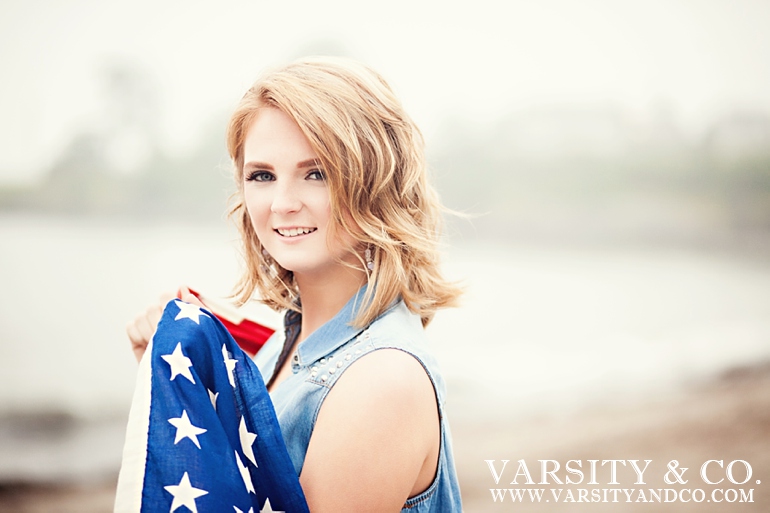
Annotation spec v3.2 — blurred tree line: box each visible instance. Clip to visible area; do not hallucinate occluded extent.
[432,105,770,249]
[1,62,769,251]
[0,62,234,222]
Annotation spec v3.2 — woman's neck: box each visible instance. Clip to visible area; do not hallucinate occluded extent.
[294,266,367,343]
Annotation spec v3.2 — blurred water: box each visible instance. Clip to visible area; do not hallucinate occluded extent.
[432,244,770,420]
[2,215,770,418]
[1,215,769,480]
[0,215,245,418]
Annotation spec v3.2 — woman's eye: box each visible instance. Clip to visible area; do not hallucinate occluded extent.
[245,170,274,182]
[307,169,325,181]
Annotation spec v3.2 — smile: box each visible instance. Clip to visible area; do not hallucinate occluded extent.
[275,227,317,237]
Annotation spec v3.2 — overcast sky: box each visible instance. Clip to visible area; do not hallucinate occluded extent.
[2,0,769,183]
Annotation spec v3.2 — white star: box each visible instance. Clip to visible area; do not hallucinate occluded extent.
[234,451,255,494]
[260,498,284,513]
[174,300,210,324]
[164,472,208,513]
[168,410,207,449]
[238,416,258,466]
[161,342,195,384]
[233,508,254,513]
[208,388,219,411]
[222,344,237,388]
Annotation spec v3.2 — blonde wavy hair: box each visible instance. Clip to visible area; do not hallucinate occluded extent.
[227,56,461,328]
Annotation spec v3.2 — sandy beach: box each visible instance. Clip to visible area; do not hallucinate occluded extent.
[0,361,767,512]
[455,362,770,512]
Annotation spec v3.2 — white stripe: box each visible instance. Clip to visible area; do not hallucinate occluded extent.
[114,339,154,512]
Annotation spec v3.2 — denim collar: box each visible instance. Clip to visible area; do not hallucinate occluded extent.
[288,285,371,367]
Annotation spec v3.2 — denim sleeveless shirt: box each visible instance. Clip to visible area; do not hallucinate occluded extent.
[253,290,463,512]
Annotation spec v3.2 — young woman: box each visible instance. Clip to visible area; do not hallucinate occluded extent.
[127,57,463,512]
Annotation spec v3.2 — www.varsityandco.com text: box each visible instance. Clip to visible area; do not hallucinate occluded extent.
[485,459,758,504]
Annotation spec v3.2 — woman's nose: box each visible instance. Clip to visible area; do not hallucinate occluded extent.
[270,182,302,214]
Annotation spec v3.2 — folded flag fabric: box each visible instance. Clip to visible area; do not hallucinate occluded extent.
[186,288,275,357]
[115,300,309,513]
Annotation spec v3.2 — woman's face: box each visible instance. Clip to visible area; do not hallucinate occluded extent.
[242,107,359,280]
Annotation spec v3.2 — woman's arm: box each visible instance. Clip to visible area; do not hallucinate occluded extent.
[300,348,440,512]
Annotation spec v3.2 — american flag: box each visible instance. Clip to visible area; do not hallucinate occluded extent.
[115,300,309,513]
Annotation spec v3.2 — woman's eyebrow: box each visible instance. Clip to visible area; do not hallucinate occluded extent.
[297,158,322,168]
[244,161,274,171]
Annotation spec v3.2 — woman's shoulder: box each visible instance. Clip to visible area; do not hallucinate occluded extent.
[331,347,435,405]
[366,300,427,346]
[364,301,446,386]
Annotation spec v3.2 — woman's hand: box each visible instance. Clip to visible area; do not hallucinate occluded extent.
[126,286,205,363]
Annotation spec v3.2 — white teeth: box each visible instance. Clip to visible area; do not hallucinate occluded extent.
[277,227,316,237]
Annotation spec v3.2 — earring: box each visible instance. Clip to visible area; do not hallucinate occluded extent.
[365,247,374,271]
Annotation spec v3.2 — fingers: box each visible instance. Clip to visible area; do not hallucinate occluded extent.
[145,303,164,331]
[126,319,145,361]
[178,285,206,308]
[126,286,206,364]
[126,316,149,363]
[126,293,172,363]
